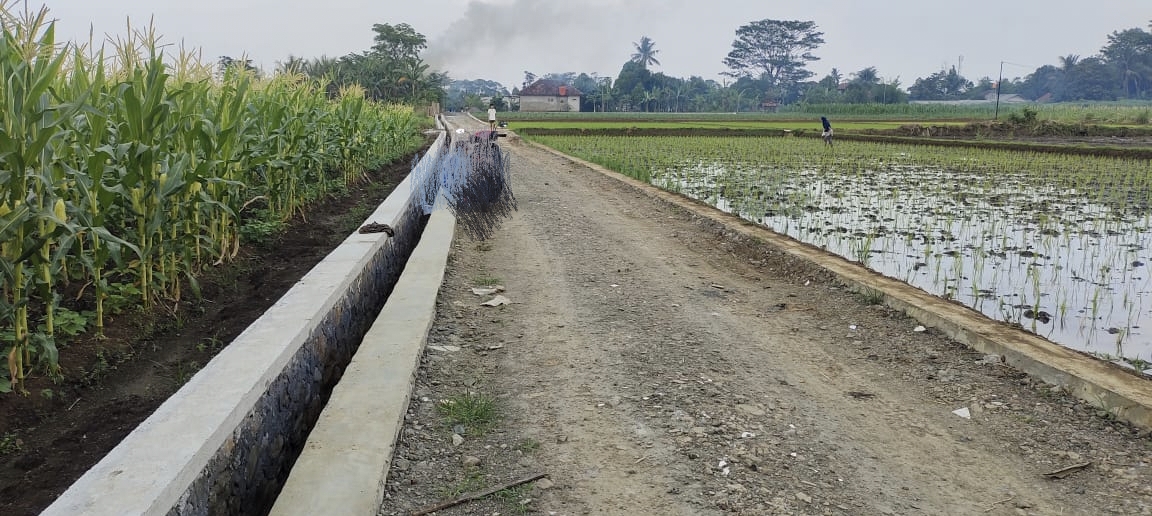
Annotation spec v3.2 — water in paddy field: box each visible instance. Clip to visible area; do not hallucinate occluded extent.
[655,161,1152,367]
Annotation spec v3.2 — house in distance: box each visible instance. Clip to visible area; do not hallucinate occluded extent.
[519,79,582,112]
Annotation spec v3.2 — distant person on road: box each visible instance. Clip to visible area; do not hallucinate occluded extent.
[488,104,497,129]
[821,116,833,147]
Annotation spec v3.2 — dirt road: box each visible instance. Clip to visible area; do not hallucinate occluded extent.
[380,116,1152,516]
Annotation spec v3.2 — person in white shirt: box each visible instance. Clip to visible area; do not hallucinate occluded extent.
[487,104,497,129]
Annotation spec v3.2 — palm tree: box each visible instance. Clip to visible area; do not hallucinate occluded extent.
[396,58,430,100]
[852,67,880,85]
[1058,54,1080,72]
[276,55,307,75]
[828,68,843,85]
[630,36,661,69]
[1057,54,1081,98]
[297,56,339,79]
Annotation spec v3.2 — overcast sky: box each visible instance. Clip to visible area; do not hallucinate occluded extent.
[42,0,1148,90]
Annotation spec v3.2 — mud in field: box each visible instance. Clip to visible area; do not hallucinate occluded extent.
[0,138,433,516]
[379,117,1152,516]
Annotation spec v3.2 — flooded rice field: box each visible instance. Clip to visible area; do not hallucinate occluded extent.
[533,135,1152,368]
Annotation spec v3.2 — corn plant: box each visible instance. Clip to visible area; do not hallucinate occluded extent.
[0,3,428,393]
[0,5,76,391]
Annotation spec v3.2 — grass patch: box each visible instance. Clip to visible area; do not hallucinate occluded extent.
[492,484,534,515]
[0,432,21,456]
[437,392,499,434]
[196,333,226,353]
[173,361,202,385]
[472,275,503,286]
[440,471,487,498]
[516,438,541,454]
[856,288,886,306]
[435,473,534,515]
[239,213,286,247]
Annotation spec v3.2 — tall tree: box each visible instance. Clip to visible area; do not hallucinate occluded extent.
[722,19,824,92]
[908,66,972,100]
[851,66,880,85]
[873,79,908,104]
[1058,54,1081,72]
[303,56,341,78]
[1018,64,1063,101]
[631,36,661,69]
[370,23,426,63]
[543,72,578,84]
[1101,28,1152,98]
[805,69,843,103]
[841,66,881,102]
[572,73,604,111]
[614,60,653,110]
[1065,57,1117,100]
[396,58,430,98]
[817,68,842,89]
[294,24,445,105]
[276,55,307,75]
[217,56,259,77]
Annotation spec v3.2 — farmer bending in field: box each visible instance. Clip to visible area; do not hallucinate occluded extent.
[488,104,497,129]
[821,116,833,147]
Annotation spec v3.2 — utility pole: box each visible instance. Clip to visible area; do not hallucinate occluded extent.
[994,61,1004,120]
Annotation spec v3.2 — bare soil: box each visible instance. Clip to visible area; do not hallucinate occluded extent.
[0,137,434,516]
[880,122,1152,154]
[380,117,1152,516]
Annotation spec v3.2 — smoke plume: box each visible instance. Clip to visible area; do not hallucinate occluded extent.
[424,0,672,87]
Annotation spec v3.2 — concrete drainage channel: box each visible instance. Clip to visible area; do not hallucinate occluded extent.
[527,140,1152,431]
[43,128,455,516]
[268,209,455,516]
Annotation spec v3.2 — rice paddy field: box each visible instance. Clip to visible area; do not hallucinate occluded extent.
[527,133,1152,370]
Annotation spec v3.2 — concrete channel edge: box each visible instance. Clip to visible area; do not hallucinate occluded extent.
[525,140,1152,431]
[42,132,447,516]
[270,208,456,516]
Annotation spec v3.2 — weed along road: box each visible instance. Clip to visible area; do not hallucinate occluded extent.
[380,115,1152,516]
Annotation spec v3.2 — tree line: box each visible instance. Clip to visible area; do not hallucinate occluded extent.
[265,18,1152,110]
[276,23,447,105]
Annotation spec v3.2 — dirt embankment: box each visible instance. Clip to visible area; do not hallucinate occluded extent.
[379,117,1152,516]
[518,121,1152,159]
[874,121,1152,156]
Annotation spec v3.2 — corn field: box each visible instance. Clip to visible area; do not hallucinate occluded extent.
[0,4,425,393]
